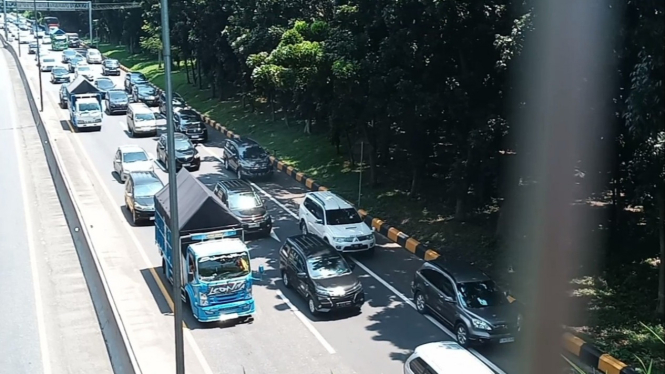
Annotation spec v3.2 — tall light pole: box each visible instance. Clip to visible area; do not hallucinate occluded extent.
[160,0,184,372]
[33,1,43,111]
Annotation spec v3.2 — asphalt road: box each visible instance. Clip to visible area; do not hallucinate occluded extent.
[10,39,521,374]
[0,44,113,373]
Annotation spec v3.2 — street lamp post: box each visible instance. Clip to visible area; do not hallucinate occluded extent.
[33,1,43,111]
[159,0,185,372]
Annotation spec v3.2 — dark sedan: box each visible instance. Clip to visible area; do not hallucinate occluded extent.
[124,71,148,93]
[50,66,71,84]
[155,133,201,172]
[104,89,129,115]
[67,56,85,73]
[132,84,158,106]
[101,59,121,76]
[94,77,116,99]
[158,91,186,114]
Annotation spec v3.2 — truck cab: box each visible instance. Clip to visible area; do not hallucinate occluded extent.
[182,237,255,322]
[67,77,104,131]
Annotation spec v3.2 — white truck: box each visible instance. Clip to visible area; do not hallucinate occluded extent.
[66,76,103,131]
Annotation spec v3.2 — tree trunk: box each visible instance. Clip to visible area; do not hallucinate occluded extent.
[270,92,275,121]
[455,146,474,220]
[409,167,419,196]
[657,190,664,317]
[158,50,163,69]
[197,62,203,89]
[184,59,190,84]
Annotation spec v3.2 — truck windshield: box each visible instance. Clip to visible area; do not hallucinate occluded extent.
[78,102,100,112]
[198,252,250,282]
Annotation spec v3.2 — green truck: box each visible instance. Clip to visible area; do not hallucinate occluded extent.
[50,29,68,51]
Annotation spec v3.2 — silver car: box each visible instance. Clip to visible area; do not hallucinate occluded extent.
[112,145,155,182]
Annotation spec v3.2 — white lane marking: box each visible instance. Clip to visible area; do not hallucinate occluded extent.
[275,290,336,354]
[269,228,281,243]
[197,143,507,374]
[19,55,215,374]
[9,68,53,374]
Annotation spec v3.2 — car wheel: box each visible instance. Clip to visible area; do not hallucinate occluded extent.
[308,297,318,315]
[129,126,134,137]
[300,221,308,235]
[455,323,470,347]
[282,270,291,288]
[414,292,427,314]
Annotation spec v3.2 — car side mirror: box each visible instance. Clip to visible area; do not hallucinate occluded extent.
[296,272,307,279]
[443,296,455,303]
[315,219,323,225]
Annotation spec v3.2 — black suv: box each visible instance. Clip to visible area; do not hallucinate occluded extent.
[156,133,201,172]
[411,259,522,347]
[158,91,186,114]
[67,55,85,73]
[105,89,129,115]
[222,137,273,179]
[124,71,148,93]
[213,180,272,236]
[101,58,121,76]
[174,109,208,142]
[279,234,364,315]
[124,171,164,224]
[132,84,158,106]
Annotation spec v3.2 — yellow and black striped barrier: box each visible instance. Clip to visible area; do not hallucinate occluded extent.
[86,44,638,374]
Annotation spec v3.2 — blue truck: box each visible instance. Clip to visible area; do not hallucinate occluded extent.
[154,169,259,323]
[66,76,103,131]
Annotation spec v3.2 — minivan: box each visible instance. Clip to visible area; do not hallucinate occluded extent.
[126,103,157,137]
[86,48,102,64]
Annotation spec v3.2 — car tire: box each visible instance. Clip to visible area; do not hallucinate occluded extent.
[414,291,427,314]
[281,270,291,289]
[129,125,134,138]
[300,220,308,235]
[455,323,470,347]
[307,297,319,316]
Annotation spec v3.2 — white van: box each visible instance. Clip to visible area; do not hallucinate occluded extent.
[126,103,157,137]
[404,342,495,374]
[86,48,102,64]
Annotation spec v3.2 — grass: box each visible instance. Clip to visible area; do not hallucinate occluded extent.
[99,43,663,371]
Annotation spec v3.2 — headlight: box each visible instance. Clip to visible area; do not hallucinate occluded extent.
[315,285,331,296]
[194,154,200,159]
[199,292,208,306]
[472,319,492,331]
[334,237,353,243]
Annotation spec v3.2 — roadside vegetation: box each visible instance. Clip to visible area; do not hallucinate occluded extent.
[55,0,663,369]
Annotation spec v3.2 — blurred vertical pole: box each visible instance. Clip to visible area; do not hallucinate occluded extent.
[159,0,184,372]
[505,0,616,373]
[3,0,7,40]
[34,0,42,111]
[87,2,92,46]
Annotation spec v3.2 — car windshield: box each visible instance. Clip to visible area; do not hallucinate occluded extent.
[134,182,163,198]
[78,102,100,112]
[138,86,155,95]
[64,50,76,56]
[136,113,155,121]
[307,254,352,279]
[43,58,55,63]
[89,51,100,56]
[242,146,267,159]
[175,138,193,151]
[457,280,506,309]
[122,151,148,163]
[131,74,147,82]
[109,91,127,100]
[105,60,118,67]
[96,79,114,89]
[78,66,90,72]
[53,68,68,74]
[228,193,261,210]
[325,208,362,225]
[198,252,250,282]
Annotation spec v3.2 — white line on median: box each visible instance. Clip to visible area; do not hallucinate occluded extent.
[8,63,53,374]
[197,143,508,374]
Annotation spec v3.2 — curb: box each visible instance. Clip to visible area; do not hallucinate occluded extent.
[88,44,638,374]
[5,38,140,374]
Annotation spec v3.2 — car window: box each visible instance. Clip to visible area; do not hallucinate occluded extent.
[135,182,163,198]
[136,113,155,121]
[409,357,436,374]
[306,254,351,279]
[419,269,446,290]
[242,146,267,159]
[227,192,261,210]
[122,151,149,163]
[96,79,114,89]
[457,280,506,308]
[325,208,362,225]
[174,138,193,151]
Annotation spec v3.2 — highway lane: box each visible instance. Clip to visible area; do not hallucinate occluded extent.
[0,43,113,373]
[13,40,519,374]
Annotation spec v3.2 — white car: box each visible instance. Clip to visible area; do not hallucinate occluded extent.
[86,48,103,64]
[404,342,495,374]
[75,64,95,81]
[113,145,154,182]
[298,191,376,254]
[40,56,57,72]
[42,35,51,44]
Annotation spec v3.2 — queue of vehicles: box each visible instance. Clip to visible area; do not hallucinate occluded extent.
[16,34,523,373]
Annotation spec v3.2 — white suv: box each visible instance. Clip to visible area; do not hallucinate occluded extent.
[298,191,376,254]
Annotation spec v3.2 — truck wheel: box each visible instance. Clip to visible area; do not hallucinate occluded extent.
[161,258,166,275]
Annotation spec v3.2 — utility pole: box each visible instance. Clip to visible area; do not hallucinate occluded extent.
[87,1,91,45]
[17,22,20,55]
[3,0,7,40]
[33,0,42,111]
[160,0,184,371]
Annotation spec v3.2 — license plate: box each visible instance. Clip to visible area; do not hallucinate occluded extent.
[149,216,155,221]
[337,301,352,307]
[499,337,515,344]
[247,223,260,228]
[191,135,200,138]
